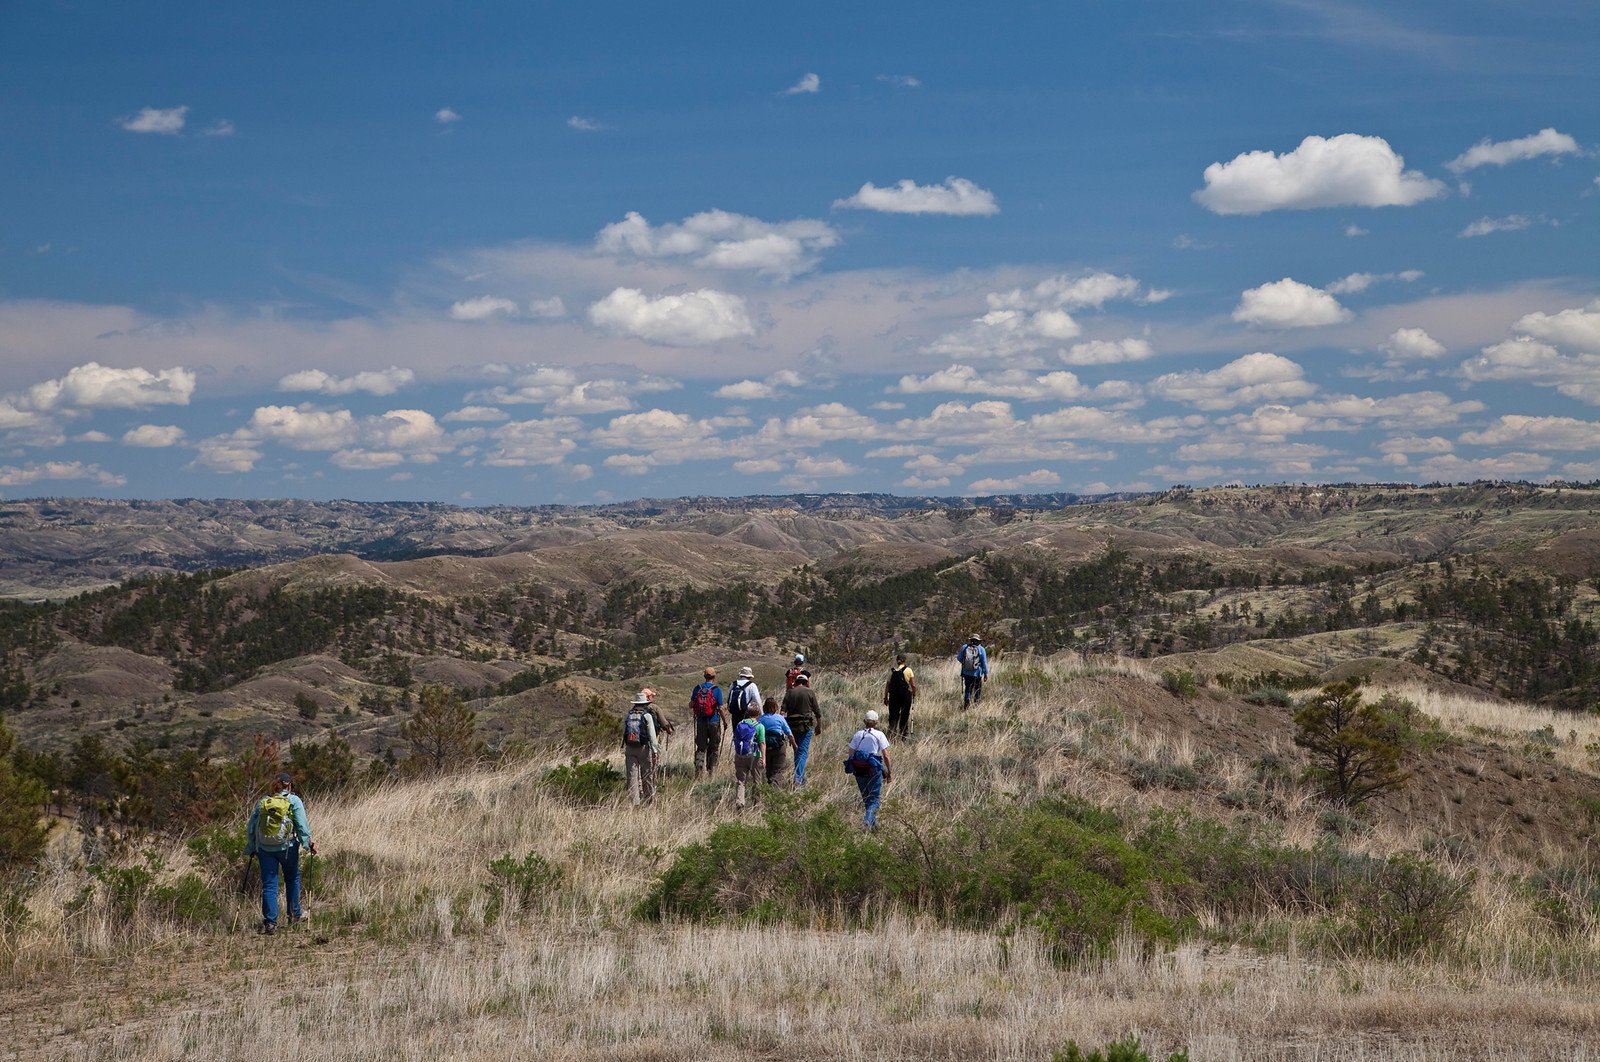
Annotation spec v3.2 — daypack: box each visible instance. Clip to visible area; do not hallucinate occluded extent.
[961,645,983,671]
[623,708,649,747]
[727,680,754,716]
[690,682,720,721]
[254,794,295,848]
[733,719,761,757]
[844,748,882,776]
[886,666,912,699]
[785,666,805,690]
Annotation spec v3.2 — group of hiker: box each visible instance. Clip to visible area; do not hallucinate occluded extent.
[619,634,991,830]
[246,636,991,934]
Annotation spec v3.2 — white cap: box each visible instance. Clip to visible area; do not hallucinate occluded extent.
[864,709,880,723]
[793,653,805,663]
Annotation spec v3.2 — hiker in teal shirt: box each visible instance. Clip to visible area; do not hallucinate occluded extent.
[246,771,316,935]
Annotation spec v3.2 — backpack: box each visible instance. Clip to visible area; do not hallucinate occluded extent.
[961,645,982,670]
[728,680,754,716]
[690,682,720,721]
[887,665,912,699]
[733,719,761,757]
[785,666,804,690]
[254,794,295,848]
[844,747,881,776]
[623,708,649,747]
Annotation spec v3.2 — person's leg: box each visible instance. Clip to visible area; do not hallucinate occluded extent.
[258,849,281,926]
[963,675,981,707]
[281,845,302,920]
[642,754,656,804]
[863,770,883,829]
[706,726,721,775]
[734,754,748,807]
[695,724,713,775]
[974,676,984,704]
[626,748,642,805]
[793,728,812,784]
[766,743,788,785]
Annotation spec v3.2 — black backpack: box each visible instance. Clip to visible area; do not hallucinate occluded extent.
[887,665,912,699]
[623,708,648,746]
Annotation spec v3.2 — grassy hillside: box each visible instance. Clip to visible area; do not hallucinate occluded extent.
[5,655,1600,1058]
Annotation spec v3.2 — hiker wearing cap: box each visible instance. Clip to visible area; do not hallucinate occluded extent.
[883,653,917,739]
[845,711,892,830]
[622,692,660,805]
[689,667,727,777]
[782,671,824,785]
[784,654,808,691]
[245,772,315,935]
[758,695,797,786]
[956,634,989,708]
[731,703,766,808]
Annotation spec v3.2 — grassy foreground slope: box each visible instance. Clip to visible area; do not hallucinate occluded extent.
[5,656,1600,1060]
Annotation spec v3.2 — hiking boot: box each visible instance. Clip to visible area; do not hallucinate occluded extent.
[291,913,310,925]
[259,921,276,935]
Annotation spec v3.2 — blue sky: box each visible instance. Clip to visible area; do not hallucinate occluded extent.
[2,0,1597,503]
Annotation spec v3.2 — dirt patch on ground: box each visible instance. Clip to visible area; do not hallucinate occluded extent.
[412,656,525,689]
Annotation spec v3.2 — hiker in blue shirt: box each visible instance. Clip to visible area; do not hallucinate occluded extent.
[956,633,988,708]
[757,696,797,786]
[245,771,315,935]
[689,667,728,777]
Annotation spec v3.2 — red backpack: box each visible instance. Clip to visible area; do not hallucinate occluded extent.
[690,682,720,721]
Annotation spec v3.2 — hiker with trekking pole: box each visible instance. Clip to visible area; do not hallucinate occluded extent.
[245,771,315,935]
[622,692,659,805]
[690,667,727,778]
[639,687,673,779]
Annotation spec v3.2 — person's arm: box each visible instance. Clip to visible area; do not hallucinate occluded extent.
[754,722,765,762]
[291,795,315,853]
[980,648,989,679]
[245,801,259,856]
[812,692,824,735]
[881,747,892,780]
[882,675,891,706]
[907,669,918,698]
[645,713,658,753]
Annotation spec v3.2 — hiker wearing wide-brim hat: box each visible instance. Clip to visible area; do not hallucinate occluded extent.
[245,771,315,935]
[956,634,988,709]
[622,692,660,805]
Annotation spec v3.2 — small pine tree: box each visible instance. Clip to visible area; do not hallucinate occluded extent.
[1293,682,1415,807]
[288,728,357,796]
[0,713,49,880]
[401,684,482,775]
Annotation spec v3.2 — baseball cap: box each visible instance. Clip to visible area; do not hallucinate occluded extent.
[793,653,805,663]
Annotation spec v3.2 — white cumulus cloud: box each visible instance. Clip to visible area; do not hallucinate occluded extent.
[450,296,520,321]
[1149,353,1316,410]
[188,435,262,474]
[596,210,839,279]
[247,406,358,451]
[834,177,999,216]
[0,461,125,487]
[1459,215,1534,238]
[1233,278,1352,329]
[278,367,416,396]
[1458,414,1600,450]
[1194,134,1446,215]
[435,107,461,124]
[1381,327,1446,360]
[26,363,196,410]
[1061,338,1156,366]
[588,287,753,346]
[121,424,186,448]
[1446,128,1581,174]
[120,106,188,135]
[968,469,1061,494]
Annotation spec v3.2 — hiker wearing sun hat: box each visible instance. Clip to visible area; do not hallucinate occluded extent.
[622,691,660,805]
[956,633,989,708]
[245,771,315,935]
[727,666,762,725]
[845,710,892,830]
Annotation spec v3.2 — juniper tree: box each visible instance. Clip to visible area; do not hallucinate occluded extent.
[0,713,48,879]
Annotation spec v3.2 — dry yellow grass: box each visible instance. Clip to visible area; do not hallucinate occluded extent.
[6,654,1600,1060]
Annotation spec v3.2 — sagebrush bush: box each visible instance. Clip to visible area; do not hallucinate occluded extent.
[542,757,622,804]
[1159,670,1199,698]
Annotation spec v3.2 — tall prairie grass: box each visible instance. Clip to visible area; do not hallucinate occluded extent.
[6,653,1600,1059]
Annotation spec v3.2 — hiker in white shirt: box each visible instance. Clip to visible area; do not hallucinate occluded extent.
[846,711,892,830]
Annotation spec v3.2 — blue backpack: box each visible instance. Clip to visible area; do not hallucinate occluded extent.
[845,743,882,776]
[733,719,761,757]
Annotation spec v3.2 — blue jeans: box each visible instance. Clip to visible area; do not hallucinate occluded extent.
[793,727,814,785]
[257,845,302,924]
[855,769,883,829]
[962,674,984,706]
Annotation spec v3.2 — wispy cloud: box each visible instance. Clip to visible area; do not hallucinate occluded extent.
[120,106,188,135]
[834,176,999,216]
[567,115,605,131]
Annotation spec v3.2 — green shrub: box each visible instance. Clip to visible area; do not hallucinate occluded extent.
[488,852,563,904]
[1293,683,1416,807]
[1054,1036,1188,1062]
[1242,686,1292,707]
[542,757,623,805]
[1159,670,1199,698]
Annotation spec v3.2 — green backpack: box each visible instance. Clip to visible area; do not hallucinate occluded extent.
[254,794,295,848]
